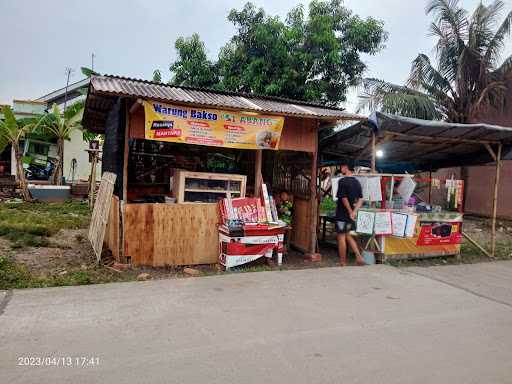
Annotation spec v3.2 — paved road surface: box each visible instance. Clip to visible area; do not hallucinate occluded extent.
[404,261,512,307]
[1,263,512,384]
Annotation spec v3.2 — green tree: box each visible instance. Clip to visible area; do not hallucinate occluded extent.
[152,69,162,83]
[169,33,219,88]
[80,67,99,78]
[0,107,44,201]
[359,0,512,122]
[165,1,386,105]
[41,103,84,185]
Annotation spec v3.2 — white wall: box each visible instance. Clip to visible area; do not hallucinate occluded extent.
[63,129,101,182]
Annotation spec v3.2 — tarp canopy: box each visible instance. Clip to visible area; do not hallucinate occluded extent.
[320,112,512,172]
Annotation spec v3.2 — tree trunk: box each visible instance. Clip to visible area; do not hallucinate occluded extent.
[52,138,64,185]
[14,144,31,201]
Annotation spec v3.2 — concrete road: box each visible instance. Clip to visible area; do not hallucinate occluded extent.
[1,263,512,384]
[404,261,512,307]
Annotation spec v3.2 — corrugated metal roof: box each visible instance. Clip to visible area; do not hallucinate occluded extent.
[88,75,363,120]
[320,112,512,170]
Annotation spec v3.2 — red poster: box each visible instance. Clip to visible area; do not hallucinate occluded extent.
[416,222,462,246]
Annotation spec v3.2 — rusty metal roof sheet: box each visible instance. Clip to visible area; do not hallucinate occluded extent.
[88,75,364,120]
[321,111,512,170]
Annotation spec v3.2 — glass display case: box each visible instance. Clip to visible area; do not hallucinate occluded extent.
[172,170,247,203]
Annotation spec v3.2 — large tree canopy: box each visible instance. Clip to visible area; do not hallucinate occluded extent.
[359,0,512,123]
[161,1,386,105]
[169,33,219,89]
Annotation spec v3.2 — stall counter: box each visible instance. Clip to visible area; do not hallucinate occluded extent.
[381,210,463,260]
[123,202,219,266]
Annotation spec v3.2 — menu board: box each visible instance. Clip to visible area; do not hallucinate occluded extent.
[391,212,408,237]
[397,176,416,203]
[356,210,375,235]
[374,211,393,235]
[405,214,418,238]
[331,176,382,202]
[367,177,383,202]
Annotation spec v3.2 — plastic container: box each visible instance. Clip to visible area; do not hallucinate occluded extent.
[362,251,375,265]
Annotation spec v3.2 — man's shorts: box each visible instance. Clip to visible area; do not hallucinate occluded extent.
[336,220,355,234]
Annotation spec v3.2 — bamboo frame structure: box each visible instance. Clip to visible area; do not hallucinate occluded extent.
[486,144,502,257]
[369,133,504,259]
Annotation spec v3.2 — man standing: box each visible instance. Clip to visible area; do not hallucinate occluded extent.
[336,162,366,266]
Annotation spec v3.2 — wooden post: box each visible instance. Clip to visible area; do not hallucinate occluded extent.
[121,102,130,261]
[88,151,98,207]
[428,170,433,204]
[309,124,320,257]
[254,150,262,197]
[491,144,502,257]
[371,132,376,173]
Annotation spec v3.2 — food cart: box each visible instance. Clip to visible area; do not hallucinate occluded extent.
[82,75,362,266]
[320,111,512,260]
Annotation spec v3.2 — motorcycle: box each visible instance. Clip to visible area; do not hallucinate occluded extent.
[25,161,55,181]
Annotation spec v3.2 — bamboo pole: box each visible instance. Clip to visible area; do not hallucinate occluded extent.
[428,170,433,204]
[121,102,130,262]
[385,131,499,145]
[254,150,263,198]
[371,132,376,173]
[491,144,502,257]
[310,137,319,255]
[462,231,492,259]
[88,151,98,207]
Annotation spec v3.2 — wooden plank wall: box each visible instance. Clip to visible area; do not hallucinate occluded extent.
[279,116,317,153]
[290,197,312,252]
[104,195,120,261]
[124,203,219,266]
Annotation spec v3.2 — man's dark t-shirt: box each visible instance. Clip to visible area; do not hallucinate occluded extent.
[336,177,363,221]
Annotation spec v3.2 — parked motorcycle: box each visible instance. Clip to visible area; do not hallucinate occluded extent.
[25,161,55,181]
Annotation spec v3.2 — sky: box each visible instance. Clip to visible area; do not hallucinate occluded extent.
[1,0,511,112]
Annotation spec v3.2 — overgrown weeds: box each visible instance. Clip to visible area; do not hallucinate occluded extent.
[0,201,90,248]
[0,255,132,289]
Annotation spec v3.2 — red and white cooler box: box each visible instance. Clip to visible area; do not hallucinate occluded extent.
[218,225,286,269]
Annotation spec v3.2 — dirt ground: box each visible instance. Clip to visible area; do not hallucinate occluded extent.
[1,205,511,289]
[13,229,90,272]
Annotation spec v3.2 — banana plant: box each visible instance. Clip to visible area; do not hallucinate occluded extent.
[40,102,84,185]
[0,106,44,201]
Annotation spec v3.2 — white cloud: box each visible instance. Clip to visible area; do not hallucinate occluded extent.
[1,0,510,109]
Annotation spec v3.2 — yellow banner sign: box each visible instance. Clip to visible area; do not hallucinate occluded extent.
[143,100,284,150]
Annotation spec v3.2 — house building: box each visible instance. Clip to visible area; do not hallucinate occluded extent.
[0,78,100,182]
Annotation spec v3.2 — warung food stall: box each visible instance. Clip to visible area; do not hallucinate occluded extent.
[82,75,362,267]
[320,112,512,261]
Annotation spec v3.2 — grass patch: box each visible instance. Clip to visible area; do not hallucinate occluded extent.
[0,255,133,289]
[0,256,33,289]
[0,201,90,248]
[388,240,512,268]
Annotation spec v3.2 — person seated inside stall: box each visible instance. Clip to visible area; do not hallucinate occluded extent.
[320,167,332,199]
[336,161,366,266]
[277,190,293,225]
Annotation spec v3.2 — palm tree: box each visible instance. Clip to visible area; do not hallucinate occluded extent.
[41,102,84,185]
[359,0,512,123]
[0,106,44,201]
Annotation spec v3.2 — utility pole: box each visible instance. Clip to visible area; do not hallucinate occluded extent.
[63,67,74,112]
[91,53,95,73]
